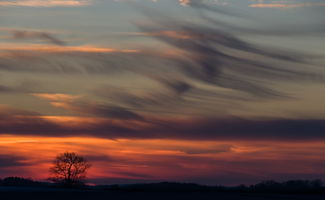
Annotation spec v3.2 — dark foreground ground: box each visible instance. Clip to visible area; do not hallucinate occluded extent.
[1,187,325,200]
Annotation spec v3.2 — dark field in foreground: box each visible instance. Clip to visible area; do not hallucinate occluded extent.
[2,179,325,200]
[1,188,325,200]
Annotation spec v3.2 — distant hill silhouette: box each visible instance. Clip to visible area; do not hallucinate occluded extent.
[0,177,46,187]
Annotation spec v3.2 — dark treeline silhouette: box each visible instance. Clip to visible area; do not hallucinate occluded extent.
[0,177,51,187]
[103,180,325,194]
[248,179,323,193]
[0,177,49,187]
[0,177,324,194]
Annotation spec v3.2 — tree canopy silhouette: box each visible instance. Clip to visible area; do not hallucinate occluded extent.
[49,152,91,186]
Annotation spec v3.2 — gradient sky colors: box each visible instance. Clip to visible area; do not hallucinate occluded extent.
[0,0,325,185]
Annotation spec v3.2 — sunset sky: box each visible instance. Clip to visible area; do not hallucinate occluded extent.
[0,0,325,185]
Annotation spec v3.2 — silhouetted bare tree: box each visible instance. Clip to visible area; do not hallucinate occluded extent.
[49,152,91,186]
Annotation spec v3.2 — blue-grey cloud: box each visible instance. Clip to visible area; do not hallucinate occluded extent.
[1,107,325,140]
[0,155,29,168]
[0,1,324,124]
[4,29,66,45]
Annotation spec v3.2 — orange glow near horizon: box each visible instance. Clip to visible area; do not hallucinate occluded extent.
[1,135,325,185]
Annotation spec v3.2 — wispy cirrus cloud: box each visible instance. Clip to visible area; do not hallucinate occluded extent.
[0,0,91,7]
[0,1,323,121]
[179,0,191,6]
[250,0,325,9]
[0,28,66,45]
[30,92,145,120]
[178,0,228,6]
[31,93,81,102]
[0,43,138,53]
[0,84,15,93]
[136,10,324,101]
[50,101,145,120]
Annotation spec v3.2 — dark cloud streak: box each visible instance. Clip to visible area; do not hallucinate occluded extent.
[10,29,66,45]
[1,108,325,141]
[0,155,29,168]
